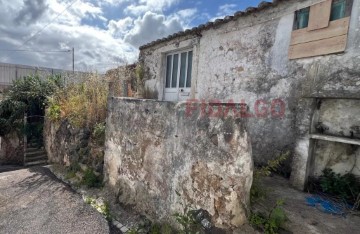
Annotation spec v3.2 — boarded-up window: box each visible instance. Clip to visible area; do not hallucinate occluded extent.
[307,0,332,31]
[289,0,353,59]
[294,8,310,30]
[330,0,347,20]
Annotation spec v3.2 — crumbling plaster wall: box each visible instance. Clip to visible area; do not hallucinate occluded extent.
[104,98,253,228]
[139,0,360,188]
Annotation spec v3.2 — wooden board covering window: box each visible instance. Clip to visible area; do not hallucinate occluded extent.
[291,17,350,45]
[289,17,350,59]
[308,0,333,31]
[289,34,347,59]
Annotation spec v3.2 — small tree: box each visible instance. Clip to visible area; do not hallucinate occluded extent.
[0,75,61,137]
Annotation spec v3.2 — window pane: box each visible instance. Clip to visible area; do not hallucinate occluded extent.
[165,55,172,88]
[171,54,179,88]
[297,8,310,29]
[179,52,187,88]
[186,51,193,88]
[330,0,346,21]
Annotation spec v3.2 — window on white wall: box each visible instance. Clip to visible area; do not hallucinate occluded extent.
[289,0,353,59]
[164,49,193,101]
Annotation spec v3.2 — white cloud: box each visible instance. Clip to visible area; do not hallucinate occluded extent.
[125,4,149,16]
[125,0,179,16]
[108,17,133,37]
[0,0,191,73]
[139,0,179,10]
[210,3,238,22]
[124,11,183,47]
[218,4,237,16]
[170,8,198,28]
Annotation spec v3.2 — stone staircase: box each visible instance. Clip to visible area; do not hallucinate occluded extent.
[24,147,48,166]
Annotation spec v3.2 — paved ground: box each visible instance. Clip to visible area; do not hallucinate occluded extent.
[0,166,110,234]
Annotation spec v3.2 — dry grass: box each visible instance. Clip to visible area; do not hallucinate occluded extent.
[47,73,108,128]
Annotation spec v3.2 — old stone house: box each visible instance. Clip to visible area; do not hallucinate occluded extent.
[137,0,360,190]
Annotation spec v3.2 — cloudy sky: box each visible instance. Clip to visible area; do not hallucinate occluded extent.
[0,0,266,73]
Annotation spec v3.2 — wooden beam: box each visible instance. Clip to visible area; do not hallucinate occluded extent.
[307,0,332,31]
[291,17,350,45]
[289,34,347,59]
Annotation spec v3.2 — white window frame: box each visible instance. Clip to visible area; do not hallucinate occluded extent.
[163,48,193,101]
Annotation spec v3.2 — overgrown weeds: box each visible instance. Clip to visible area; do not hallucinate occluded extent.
[251,152,290,204]
[250,200,288,234]
[47,73,108,128]
[250,152,290,234]
[92,122,106,146]
[82,168,103,188]
[308,168,360,210]
[85,196,111,220]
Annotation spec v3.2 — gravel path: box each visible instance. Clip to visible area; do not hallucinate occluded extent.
[0,166,110,234]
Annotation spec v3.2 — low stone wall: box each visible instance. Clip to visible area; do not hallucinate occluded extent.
[44,119,104,173]
[104,98,253,228]
[0,132,23,165]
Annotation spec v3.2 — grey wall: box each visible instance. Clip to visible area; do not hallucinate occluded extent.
[139,0,360,178]
[104,98,253,228]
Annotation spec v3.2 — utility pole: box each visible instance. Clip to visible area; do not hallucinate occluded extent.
[72,47,75,73]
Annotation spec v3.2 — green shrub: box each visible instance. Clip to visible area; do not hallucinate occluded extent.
[0,75,60,137]
[92,122,106,146]
[173,210,203,234]
[319,168,360,206]
[47,98,61,121]
[84,196,111,220]
[65,171,76,180]
[82,168,102,188]
[250,200,287,234]
[69,162,81,173]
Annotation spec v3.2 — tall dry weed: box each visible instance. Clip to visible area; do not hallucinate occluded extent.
[47,73,108,128]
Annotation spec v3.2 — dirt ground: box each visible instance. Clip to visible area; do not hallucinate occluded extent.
[253,176,360,234]
[0,166,110,234]
[1,165,359,234]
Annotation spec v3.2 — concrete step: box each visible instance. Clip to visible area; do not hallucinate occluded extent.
[25,154,47,162]
[24,159,48,167]
[25,150,47,158]
[26,147,45,153]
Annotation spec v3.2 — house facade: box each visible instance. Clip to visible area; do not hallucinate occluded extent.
[138,0,360,189]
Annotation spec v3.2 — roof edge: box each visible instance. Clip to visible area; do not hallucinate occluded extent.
[139,0,282,50]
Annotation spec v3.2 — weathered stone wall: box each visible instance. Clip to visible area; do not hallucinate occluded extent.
[0,132,23,165]
[106,65,137,98]
[104,98,253,228]
[139,0,360,188]
[44,119,104,173]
